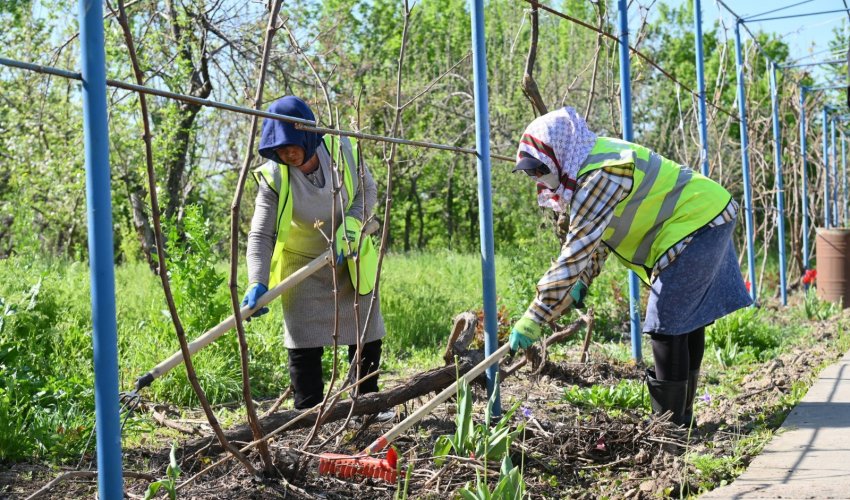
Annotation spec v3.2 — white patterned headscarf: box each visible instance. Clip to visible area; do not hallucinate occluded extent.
[517,106,598,212]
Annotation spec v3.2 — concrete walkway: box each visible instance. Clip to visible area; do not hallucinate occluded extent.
[702,351,850,499]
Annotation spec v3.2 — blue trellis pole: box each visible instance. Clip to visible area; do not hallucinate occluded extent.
[694,0,710,177]
[617,0,642,363]
[800,86,810,268]
[768,64,788,305]
[79,0,123,497]
[831,118,838,226]
[469,0,500,417]
[842,131,847,226]
[733,20,758,303]
[822,107,831,228]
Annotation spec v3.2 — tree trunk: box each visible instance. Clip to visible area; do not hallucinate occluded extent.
[162,0,212,224]
[129,185,157,271]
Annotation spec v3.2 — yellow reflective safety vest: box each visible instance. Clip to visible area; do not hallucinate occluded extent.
[577,137,732,284]
[252,136,378,294]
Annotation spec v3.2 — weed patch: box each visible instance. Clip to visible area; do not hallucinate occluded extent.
[562,379,649,414]
[706,307,782,367]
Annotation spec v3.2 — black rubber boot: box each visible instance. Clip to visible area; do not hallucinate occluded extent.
[683,369,700,427]
[646,368,688,426]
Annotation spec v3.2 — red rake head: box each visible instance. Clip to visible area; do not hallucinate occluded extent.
[318,447,398,483]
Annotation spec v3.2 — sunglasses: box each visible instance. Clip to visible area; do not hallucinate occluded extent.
[523,163,551,178]
[517,152,551,178]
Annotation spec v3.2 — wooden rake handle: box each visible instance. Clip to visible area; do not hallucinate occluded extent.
[134,219,380,391]
[361,287,581,456]
[362,342,513,455]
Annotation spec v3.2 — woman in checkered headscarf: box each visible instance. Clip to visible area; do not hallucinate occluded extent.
[508,106,751,428]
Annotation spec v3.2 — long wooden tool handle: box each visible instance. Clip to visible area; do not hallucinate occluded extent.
[362,342,513,455]
[134,220,379,390]
[363,287,580,456]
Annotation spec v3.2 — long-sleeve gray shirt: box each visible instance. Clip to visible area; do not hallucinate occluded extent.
[247,141,378,286]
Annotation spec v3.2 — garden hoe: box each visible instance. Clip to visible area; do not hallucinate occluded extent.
[317,342,513,483]
[128,220,380,395]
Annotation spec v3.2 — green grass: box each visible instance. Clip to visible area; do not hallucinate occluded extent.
[0,247,554,460]
[2,228,843,464]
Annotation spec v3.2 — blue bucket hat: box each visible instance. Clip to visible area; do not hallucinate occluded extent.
[258,96,323,164]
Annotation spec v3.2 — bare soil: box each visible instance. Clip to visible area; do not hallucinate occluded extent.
[3,312,848,500]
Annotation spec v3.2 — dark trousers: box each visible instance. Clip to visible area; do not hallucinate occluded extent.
[650,327,705,381]
[288,339,382,410]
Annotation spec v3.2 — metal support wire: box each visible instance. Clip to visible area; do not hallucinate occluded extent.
[470,0,500,418]
[807,84,849,91]
[769,64,788,306]
[745,8,850,23]
[617,0,642,363]
[525,0,739,122]
[742,0,815,21]
[0,57,514,162]
[694,0,710,177]
[781,59,846,69]
[78,0,123,497]
[733,20,758,304]
[801,86,811,269]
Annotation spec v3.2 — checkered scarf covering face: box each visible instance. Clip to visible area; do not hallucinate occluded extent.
[517,106,598,212]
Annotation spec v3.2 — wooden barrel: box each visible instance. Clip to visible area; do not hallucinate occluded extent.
[816,228,850,307]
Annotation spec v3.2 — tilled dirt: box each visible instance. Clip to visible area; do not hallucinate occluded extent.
[3,313,848,500]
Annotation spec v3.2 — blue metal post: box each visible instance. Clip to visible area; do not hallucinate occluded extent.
[842,131,847,225]
[822,107,831,228]
[831,118,838,226]
[469,0,500,416]
[733,20,758,303]
[618,0,642,362]
[801,86,810,268]
[768,64,788,305]
[694,0,710,177]
[79,0,123,497]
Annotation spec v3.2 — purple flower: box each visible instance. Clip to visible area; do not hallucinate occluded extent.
[699,390,711,405]
[520,406,533,419]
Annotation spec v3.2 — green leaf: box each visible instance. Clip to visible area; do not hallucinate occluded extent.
[454,378,473,455]
[432,434,453,466]
[166,441,181,482]
[458,486,482,500]
[144,481,163,500]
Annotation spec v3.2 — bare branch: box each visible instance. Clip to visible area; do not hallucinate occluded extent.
[112,0,257,475]
[226,0,285,474]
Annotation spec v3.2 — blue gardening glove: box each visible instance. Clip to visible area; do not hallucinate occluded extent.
[241,283,269,321]
[335,216,362,264]
[509,316,543,352]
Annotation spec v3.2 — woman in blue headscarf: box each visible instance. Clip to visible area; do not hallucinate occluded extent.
[242,96,391,421]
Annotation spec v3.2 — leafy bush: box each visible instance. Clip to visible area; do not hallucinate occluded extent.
[563,380,648,412]
[0,270,95,461]
[144,206,287,405]
[706,307,782,365]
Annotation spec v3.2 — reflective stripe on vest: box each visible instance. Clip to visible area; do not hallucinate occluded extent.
[251,136,364,288]
[577,137,731,283]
